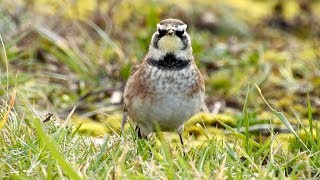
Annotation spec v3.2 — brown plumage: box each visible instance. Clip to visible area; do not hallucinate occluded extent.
[122,19,205,144]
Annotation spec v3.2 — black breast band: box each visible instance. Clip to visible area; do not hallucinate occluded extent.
[147,53,191,70]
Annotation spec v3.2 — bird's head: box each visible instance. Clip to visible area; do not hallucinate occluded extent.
[150,19,191,53]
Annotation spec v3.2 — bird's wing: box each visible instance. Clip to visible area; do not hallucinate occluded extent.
[121,62,142,131]
[130,64,140,76]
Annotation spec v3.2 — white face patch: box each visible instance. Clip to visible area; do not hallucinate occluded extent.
[157,35,183,52]
[157,24,187,31]
[157,24,187,32]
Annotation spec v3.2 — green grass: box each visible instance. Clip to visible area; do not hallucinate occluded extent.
[1,0,320,179]
[1,89,320,179]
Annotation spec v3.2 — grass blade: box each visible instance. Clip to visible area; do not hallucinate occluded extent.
[215,117,261,148]
[254,83,308,150]
[307,93,313,135]
[33,118,82,180]
[0,89,16,129]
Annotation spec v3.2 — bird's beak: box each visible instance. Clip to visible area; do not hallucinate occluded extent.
[167,29,174,36]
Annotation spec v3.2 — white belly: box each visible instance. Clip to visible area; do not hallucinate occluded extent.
[131,92,203,133]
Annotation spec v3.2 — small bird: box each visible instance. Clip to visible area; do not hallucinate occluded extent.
[122,18,205,145]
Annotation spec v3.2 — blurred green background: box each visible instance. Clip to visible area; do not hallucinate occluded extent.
[1,0,320,145]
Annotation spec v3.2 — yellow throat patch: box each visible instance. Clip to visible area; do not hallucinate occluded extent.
[158,36,182,52]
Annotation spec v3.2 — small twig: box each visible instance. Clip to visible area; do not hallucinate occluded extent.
[43,113,54,123]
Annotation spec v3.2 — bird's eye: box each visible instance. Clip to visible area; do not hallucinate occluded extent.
[158,29,167,36]
[175,30,184,37]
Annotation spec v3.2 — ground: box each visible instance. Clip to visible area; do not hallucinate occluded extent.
[1,0,320,179]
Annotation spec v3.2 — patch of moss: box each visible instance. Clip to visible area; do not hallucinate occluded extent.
[206,70,232,92]
[72,114,122,136]
[264,50,288,64]
[186,112,237,128]
[274,133,294,153]
[75,120,108,137]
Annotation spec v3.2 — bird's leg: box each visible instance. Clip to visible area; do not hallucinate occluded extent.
[177,125,185,156]
[179,134,186,157]
[179,134,184,146]
[177,125,185,146]
[135,125,143,139]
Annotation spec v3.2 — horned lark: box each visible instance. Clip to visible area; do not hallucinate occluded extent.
[122,19,205,144]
